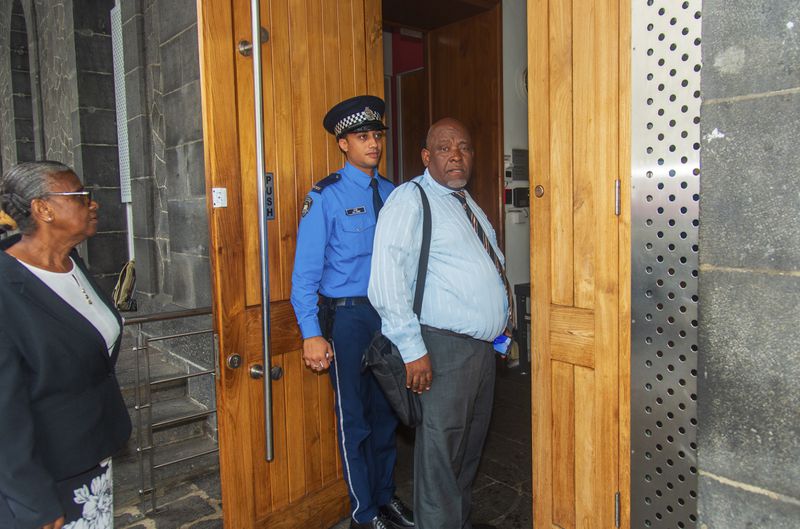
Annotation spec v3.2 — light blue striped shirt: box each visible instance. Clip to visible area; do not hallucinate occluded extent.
[368,170,508,363]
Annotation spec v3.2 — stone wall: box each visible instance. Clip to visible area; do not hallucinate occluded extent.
[698,1,800,528]
[121,0,209,311]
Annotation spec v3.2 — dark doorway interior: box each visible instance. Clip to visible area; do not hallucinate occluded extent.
[382,0,504,244]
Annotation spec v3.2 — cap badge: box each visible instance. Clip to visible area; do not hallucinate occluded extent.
[363,107,380,121]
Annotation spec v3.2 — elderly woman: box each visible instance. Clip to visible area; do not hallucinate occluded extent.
[0,161,131,529]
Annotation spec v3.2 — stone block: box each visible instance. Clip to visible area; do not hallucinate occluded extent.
[156,23,200,93]
[166,198,209,255]
[120,0,143,24]
[93,187,126,232]
[698,475,800,529]
[698,269,800,497]
[75,107,117,146]
[9,49,29,72]
[130,176,155,236]
[699,93,800,272]
[87,231,128,276]
[702,0,800,100]
[122,14,145,74]
[11,70,32,95]
[10,12,26,32]
[77,71,116,110]
[131,237,158,295]
[13,94,33,119]
[163,81,203,148]
[77,144,120,188]
[73,0,114,33]
[15,141,35,163]
[126,114,150,178]
[14,118,33,141]
[9,28,28,50]
[157,0,198,43]
[169,252,212,308]
[181,25,200,84]
[166,141,206,198]
[160,36,182,94]
[74,33,113,74]
[124,68,146,118]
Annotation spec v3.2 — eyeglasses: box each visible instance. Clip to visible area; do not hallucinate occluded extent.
[40,190,93,205]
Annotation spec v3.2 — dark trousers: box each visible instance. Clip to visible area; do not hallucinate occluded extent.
[415,327,496,529]
[329,303,399,523]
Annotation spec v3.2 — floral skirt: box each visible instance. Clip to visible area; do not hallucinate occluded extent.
[56,459,113,529]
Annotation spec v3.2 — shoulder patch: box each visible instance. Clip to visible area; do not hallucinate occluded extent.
[301,195,313,217]
[311,172,342,194]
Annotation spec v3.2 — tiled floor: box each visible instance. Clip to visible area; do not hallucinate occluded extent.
[115,362,532,528]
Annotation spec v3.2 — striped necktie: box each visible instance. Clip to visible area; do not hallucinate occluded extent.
[370,177,383,219]
[452,190,513,329]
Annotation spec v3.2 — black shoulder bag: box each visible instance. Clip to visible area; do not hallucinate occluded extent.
[363,181,431,427]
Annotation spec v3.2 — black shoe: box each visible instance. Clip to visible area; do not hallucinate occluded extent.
[349,516,392,529]
[472,524,497,529]
[379,496,415,527]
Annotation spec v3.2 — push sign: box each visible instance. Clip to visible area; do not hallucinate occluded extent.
[265,172,275,220]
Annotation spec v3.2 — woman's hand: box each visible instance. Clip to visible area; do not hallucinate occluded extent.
[41,516,65,529]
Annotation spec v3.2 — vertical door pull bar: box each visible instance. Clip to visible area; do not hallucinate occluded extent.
[249,0,274,462]
[615,179,621,216]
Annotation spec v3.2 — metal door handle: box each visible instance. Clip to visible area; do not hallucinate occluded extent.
[249,0,275,462]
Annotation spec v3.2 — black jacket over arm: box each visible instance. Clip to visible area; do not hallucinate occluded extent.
[0,235,132,529]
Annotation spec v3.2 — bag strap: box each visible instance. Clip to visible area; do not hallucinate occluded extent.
[411,181,431,317]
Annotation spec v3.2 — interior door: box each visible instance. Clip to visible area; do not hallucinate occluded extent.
[427,4,504,245]
[197,1,385,527]
[528,0,628,526]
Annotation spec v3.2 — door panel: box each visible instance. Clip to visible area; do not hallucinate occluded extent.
[198,0,384,527]
[529,0,624,526]
[427,5,504,244]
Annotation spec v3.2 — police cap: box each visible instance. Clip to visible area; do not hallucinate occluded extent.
[323,95,388,138]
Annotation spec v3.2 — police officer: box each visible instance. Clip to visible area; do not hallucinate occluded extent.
[290,95,414,529]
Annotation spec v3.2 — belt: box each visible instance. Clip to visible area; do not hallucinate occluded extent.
[321,296,371,307]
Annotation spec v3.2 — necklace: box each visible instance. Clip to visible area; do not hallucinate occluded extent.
[71,273,93,305]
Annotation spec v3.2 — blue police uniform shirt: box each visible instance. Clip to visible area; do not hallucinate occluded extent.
[291,161,395,339]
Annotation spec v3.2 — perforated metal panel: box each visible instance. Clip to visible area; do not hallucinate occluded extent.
[630,1,702,528]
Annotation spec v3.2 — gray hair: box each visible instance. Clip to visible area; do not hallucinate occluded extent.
[0,160,74,234]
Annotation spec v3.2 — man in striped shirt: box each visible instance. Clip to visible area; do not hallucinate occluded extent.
[369,118,507,529]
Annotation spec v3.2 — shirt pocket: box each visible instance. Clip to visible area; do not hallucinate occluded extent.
[335,213,376,257]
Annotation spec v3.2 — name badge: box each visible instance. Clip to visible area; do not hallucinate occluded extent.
[346,206,367,216]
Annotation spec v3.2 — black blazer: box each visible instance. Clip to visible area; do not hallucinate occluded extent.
[0,235,132,529]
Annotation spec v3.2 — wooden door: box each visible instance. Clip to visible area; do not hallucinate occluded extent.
[197,1,384,527]
[427,5,504,244]
[528,0,631,527]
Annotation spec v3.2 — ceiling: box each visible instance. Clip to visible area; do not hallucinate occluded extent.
[382,0,500,31]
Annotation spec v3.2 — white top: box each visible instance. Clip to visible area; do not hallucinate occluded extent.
[18,257,121,354]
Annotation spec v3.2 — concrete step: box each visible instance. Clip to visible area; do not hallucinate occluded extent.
[120,395,215,458]
[114,435,220,509]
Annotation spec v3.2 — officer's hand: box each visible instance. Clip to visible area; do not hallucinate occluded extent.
[405,354,432,394]
[303,336,333,372]
[41,516,65,529]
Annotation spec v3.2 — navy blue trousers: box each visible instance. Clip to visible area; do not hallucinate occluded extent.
[329,303,398,523]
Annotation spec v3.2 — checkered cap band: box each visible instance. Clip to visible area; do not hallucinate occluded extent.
[334,107,383,136]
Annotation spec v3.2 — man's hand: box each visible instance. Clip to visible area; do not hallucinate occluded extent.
[303,336,334,372]
[405,354,432,394]
[41,516,64,529]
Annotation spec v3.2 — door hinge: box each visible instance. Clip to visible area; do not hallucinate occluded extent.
[615,491,621,528]
[614,179,621,216]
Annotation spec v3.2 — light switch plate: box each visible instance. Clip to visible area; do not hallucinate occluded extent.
[212,187,228,208]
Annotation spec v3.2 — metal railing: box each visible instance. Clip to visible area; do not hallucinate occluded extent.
[123,307,217,513]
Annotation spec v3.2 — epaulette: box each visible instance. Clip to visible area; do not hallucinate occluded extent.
[311,172,341,194]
